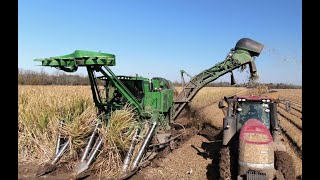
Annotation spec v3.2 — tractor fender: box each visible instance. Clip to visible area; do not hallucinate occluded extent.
[222,116,237,145]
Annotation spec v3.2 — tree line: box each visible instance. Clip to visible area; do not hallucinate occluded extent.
[18,68,89,85]
[18,69,302,89]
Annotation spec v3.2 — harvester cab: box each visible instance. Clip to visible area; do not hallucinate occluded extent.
[97,75,173,114]
[235,96,273,130]
[218,95,295,180]
[34,38,265,179]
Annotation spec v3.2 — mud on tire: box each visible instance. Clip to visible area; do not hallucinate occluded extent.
[219,147,232,180]
[275,151,295,180]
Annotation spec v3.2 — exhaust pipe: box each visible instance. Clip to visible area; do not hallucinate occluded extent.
[148,78,153,91]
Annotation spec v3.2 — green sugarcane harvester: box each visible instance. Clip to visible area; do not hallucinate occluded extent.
[35,38,263,179]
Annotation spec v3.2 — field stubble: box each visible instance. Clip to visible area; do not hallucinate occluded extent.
[18,85,138,178]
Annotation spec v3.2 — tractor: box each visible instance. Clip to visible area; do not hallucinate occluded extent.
[218,95,295,180]
[34,38,264,179]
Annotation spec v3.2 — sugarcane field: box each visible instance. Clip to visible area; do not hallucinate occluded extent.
[19,1,302,179]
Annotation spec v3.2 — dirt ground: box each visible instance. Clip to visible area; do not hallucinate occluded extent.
[131,135,221,180]
[19,163,72,180]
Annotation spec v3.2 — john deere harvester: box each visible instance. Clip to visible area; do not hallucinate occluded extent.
[34,38,264,179]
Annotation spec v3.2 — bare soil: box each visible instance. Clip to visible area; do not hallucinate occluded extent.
[19,163,73,180]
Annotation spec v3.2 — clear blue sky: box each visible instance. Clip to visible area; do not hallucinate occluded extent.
[18,0,302,85]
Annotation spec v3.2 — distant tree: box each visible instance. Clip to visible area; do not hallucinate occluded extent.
[18,68,90,85]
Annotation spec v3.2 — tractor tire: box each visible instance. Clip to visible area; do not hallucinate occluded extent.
[219,147,232,180]
[275,151,295,180]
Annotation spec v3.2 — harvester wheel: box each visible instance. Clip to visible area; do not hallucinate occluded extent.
[219,146,232,180]
[275,151,295,180]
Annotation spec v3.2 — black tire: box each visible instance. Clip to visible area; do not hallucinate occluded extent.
[219,147,232,180]
[275,151,296,180]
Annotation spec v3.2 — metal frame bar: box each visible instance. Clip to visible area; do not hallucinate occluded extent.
[132,121,157,170]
